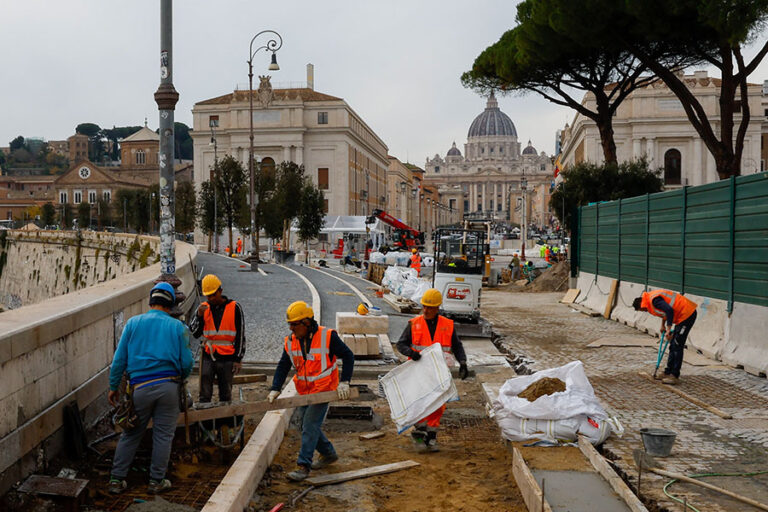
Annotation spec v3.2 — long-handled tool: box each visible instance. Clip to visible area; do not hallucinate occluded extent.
[653,332,669,379]
[633,449,768,511]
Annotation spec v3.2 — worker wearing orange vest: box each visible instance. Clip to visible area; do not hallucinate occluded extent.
[409,248,422,276]
[191,274,246,402]
[268,301,355,482]
[396,288,468,450]
[236,237,242,255]
[633,289,698,385]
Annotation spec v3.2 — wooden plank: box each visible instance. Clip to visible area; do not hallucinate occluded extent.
[178,387,359,425]
[578,436,649,512]
[359,431,385,440]
[638,371,732,419]
[559,288,580,304]
[305,460,419,486]
[569,303,601,317]
[604,279,619,319]
[232,374,266,385]
[512,447,553,512]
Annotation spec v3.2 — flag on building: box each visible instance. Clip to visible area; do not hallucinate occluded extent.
[554,155,561,178]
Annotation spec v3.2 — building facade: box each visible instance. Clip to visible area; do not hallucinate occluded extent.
[559,70,765,186]
[424,93,554,228]
[191,76,389,248]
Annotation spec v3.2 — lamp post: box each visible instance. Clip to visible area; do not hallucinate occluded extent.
[209,117,219,253]
[247,30,282,271]
[520,172,528,262]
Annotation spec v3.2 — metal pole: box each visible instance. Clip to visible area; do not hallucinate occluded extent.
[248,59,257,270]
[211,126,219,253]
[123,198,127,230]
[154,0,180,282]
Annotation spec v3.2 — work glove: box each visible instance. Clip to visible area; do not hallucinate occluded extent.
[409,350,422,361]
[337,381,351,400]
[459,363,469,380]
[267,390,280,403]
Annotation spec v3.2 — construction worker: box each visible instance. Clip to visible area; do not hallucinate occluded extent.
[191,274,246,402]
[409,247,422,276]
[236,237,243,255]
[633,290,698,385]
[509,253,520,281]
[107,282,193,495]
[268,301,355,482]
[395,288,468,449]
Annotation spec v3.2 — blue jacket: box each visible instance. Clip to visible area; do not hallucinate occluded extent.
[109,309,194,391]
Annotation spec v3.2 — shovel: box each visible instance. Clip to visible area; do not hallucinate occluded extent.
[632,449,768,511]
[652,332,669,380]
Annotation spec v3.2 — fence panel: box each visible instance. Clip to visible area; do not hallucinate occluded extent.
[577,172,768,310]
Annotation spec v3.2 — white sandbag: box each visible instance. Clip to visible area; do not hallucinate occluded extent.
[491,407,623,445]
[380,343,458,433]
[409,279,432,303]
[496,360,605,420]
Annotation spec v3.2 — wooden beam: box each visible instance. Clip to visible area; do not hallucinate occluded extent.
[559,288,580,304]
[638,372,732,419]
[511,447,553,512]
[604,279,619,319]
[578,437,648,512]
[232,374,266,385]
[177,388,359,425]
[305,460,419,486]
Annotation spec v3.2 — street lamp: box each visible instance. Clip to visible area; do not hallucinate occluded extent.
[520,173,528,261]
[209,116,219,253]
[248,29,282,271]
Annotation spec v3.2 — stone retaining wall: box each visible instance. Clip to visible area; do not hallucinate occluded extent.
[0,230,160,309]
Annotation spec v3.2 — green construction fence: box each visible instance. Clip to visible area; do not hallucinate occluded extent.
[574,172,768,312]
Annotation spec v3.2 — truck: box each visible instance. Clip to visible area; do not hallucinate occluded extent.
[365,209,425,251]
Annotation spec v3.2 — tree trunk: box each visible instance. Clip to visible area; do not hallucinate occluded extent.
[283,218,290,252]
[228,222,234,258]
[596,116,618,166]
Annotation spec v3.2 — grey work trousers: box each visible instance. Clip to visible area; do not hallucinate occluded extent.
[199,354,234,403]
[111,380,180,481]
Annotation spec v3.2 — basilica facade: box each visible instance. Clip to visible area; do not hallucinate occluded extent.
[424,93,554,227]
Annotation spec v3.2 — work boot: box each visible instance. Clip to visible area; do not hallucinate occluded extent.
[410,426,427,445]
[108,477,127,494]
[148,478,172,494]
[653,372,664,380]
[425,431,439,451]
[311,453,339,470]
[662,375,680,385]
[287,465,311,482]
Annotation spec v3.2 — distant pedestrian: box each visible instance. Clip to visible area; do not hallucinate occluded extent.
[107,283,193,495]
[191,274,245,403]
[633,290,697,385]
[236,237,243,255]
[269,301,355,482]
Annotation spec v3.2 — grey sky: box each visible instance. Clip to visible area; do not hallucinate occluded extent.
[2,1,766,166]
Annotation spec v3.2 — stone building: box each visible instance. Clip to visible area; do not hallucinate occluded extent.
[54,160,149,209]
[191,73,389,238]
[67,134,89,163]
[424,92,554,227]
[118,125,160,181]
[559,70,765,185]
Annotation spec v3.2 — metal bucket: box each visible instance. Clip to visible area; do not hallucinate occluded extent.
[639,428,677,457]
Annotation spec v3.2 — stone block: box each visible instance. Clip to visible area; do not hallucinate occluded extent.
[353,334,368,355]
[335,312,389,335]
[366,335,380,356]
[342,334,355,350]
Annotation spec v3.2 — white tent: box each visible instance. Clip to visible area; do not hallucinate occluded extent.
[320,215,386,235]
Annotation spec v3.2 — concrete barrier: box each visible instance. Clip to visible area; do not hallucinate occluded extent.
[574,271,760,374]
[0,239,197,493]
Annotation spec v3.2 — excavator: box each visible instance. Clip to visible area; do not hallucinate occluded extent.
[365,209,425,251]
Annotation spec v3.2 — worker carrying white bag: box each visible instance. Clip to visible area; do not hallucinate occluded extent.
[380,343,459,435]
[490,360,623,445]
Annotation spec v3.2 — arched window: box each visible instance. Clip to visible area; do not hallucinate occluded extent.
[136,149,146,165]
[260,157,276,179]
[664,149,681,185]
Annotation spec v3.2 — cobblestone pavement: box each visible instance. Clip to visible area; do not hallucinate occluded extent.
[195,253,310,362]
[483,289,768,512]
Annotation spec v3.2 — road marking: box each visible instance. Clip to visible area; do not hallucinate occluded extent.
[307,266,371,307]
[279,265,321,321]
[258,268,267,276]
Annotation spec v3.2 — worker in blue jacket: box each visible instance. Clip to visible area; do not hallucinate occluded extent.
[107,282,193,495]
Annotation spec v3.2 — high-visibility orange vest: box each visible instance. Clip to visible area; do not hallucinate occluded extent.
[410,254,421,275]
[202,301,238,356]
[641,290,697,324]
[284,326,339,395]
[409,315,454,356]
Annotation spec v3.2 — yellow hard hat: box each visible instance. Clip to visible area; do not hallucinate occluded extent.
[357,303,369,315]
[286,301,314,323]
[201,274,222,296]
[411,248,418,253]
[421,288,443,307]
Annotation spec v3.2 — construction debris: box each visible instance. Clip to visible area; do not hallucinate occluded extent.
[517,377,566,402]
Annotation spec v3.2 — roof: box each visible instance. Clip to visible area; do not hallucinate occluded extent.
[403,163,424,172]
[121,126,159,142]
[522,140,537,155]
[468,92,517,138]
[197,88,342,106]
[447,142,461,156]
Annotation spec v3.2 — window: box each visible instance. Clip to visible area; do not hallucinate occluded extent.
[88,191,97,204]
[323,199,329,213]
[103,190,111,202]
[463,200,469,212]
[481,147,484,153]
[450,199,456,209]
[490,147,494,153]
[260,157,276,178]
[499,147,503,153]
[60,191,68,204]
[434,166,440,173]
[74,190,82,203]
[318,168,329,190]
[664,149,682,185]
[318,112,328,124]
[136,149,146,165]
[540,164,545,171]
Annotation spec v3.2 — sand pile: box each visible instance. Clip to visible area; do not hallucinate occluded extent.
[517,377,566,402]
[526,261,570,292]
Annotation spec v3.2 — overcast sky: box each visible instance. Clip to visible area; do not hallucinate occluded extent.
[2,1,767,166]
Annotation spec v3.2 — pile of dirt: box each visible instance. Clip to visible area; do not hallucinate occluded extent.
[517,377,566,401]
[525,261,570,292]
